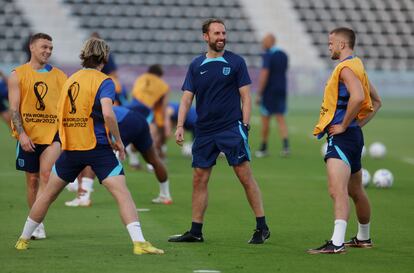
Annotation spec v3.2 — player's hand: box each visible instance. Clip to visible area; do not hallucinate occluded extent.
[112,140,125,161]
[328,124,346,136]
[175,126,184,146]
[19,132,35,152]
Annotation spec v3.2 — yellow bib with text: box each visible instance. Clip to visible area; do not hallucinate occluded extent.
[59,69,109,151]
[13,63,67,144]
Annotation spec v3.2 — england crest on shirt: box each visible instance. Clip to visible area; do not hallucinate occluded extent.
[222,67,231,75]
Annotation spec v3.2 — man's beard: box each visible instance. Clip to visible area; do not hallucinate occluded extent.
[331,51,340,60]
[209,40,226,52]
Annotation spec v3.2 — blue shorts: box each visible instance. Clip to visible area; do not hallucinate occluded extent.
[0,97,7,113]
[260,97,287,116]
[324,126,364,174]
[119,112,153,153]
[16,134,60,173]
[192,122,251,168]
[53,144,124,183]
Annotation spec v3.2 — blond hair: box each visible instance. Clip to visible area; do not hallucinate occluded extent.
[79,38,110,68]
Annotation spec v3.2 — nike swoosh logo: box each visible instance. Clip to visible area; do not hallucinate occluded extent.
[238,155,245,159]
[200,71,208,74]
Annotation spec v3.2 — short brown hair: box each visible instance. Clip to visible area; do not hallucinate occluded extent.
[330,27,356,49]
[148,64,163,77]
[79,38,110,68]
[30,33,52,44]
[202,18,225,34]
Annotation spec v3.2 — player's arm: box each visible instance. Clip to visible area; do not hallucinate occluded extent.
[164,105,174,137]
[329,67,364,136]
[239,84,252,126]
[101,97,125,160]
[358,80,382,127]
[175,91,194,146]
[8,71,35,152]
[256,68,269,105]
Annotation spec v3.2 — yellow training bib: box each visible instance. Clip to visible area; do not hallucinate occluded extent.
[13,63,67,144]
[59,69,109,151]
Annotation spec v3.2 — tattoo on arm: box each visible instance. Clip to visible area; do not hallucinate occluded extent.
[11,110,24,135]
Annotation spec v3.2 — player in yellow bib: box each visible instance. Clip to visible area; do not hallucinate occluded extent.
[8,33,67,239]
[308,27,382,254]
[15,38,164,255]
[126,65,170,167]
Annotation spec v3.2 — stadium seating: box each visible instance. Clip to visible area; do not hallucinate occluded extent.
[0,0,32,63]
[62,0,262,66]
[292,0,414,70]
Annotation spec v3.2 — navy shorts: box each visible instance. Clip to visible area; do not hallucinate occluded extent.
[324,126,364,174]
[260,96,287,115]
[0,97,7,113]
[53,144,124,183]
[192,122,251,168]
[16,134,60,173]
[119,112,153,153]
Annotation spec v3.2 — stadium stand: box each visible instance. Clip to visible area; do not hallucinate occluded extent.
[62,0,262,66]
[292,0,414,70]
[0,0,32,63]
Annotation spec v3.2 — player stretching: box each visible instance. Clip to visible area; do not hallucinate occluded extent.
[15,38,163,255]
[308,27,382,254]
[64,106,172,206]
[168,18,270,244]
[8,33,67,239]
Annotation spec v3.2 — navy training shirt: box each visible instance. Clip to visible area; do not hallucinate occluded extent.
[262,46,288,98]
[182,50,251,136]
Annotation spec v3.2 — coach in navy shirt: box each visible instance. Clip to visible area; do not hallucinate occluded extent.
[168,18,270,244]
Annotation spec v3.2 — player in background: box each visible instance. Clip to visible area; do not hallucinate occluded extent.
[64,105,172,206]
[15,37,164,255]
[255,34,290,158]
[168,18,270,244]
[0,70,11,127]
[165,102,197,157]
[126,64,169,168]
[8,33,67,239]
[90,32,127,106]
[308,27,382,254]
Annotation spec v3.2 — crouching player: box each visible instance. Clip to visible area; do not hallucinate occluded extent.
[65,105,172,206]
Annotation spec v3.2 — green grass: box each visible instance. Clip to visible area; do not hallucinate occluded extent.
[0,96,413,273]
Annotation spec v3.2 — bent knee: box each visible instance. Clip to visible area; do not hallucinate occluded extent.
[39,169,52,183]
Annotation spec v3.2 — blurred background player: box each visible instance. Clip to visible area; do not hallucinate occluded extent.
[0,70,11,127]
[165,102,197,157]
[126,64,169,168]
[308,27,382,254]
[15,37,164,255]
[65,105,172,206]
[255,34,290,157]
[8,33,67,239]
[169,18,270,244]
[91,32,127,106]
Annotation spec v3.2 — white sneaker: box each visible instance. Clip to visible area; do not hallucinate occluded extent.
[255,150,269,158]
[64,197,92,207]
[151,195,173,205]
[65,179,79,192]
[146,164,154,173]
[31,223,46,240]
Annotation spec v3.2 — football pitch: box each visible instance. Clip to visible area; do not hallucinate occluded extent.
[0,96,413,273]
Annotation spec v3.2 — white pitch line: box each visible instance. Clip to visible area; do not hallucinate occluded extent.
[136,208,150,212]
[401,157,414,165]
[193,270,221,273]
